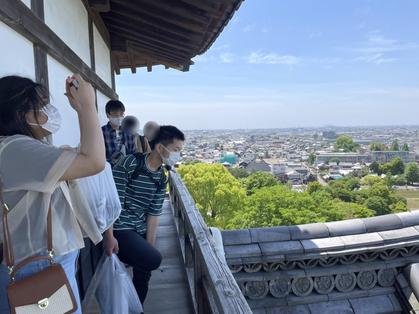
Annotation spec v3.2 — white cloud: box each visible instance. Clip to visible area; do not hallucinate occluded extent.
[308,31,323,39]
[243,24,255,33]
[341,31,419,54]
[210,43,230,52]
[354,53,398,65]
[220,52,235,63]
[192,55,209,63]
[246,52,301,65]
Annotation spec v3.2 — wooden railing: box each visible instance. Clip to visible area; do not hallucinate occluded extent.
[169,172,252,314]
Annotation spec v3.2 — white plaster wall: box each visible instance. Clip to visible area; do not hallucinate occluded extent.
[21,0,31,8]
[47,55,80,147]
[93,25,112,87]
[0,21,35,79]
[97,90,110,127]
[44,0,91,67]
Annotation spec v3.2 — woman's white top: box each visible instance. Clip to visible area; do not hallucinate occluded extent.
[0,135,102,264]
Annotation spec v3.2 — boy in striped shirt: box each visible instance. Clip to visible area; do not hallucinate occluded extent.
[103,125,185,303]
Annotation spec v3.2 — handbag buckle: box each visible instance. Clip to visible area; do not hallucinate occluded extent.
[47,250,56,264]
[38,298,49,310]
[7,266,15,282]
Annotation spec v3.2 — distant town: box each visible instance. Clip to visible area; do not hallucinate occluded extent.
[181,125,419,189]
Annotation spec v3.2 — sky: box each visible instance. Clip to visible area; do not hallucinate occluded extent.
[115,0,419,130]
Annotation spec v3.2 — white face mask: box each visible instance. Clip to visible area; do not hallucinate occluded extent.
[28,104,62,134]
[110,117,124,127]
[161,145,181,167]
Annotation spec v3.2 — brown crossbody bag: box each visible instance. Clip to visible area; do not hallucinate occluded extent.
[2,194,78,314]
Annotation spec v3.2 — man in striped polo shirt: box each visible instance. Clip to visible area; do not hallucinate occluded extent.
[103,125,185,304]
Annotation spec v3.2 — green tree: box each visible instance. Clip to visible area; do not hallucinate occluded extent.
[379,163,392,176]
[335,135,360,152]
[178,163,246,228]
[308,153,316,165]
[390,140,400,151]
[362,175,383,186]
[402,143,410,151]
[307,181,323,194]
[179,164,408,230]
[389,157,405,175]
[405,163,419,185]
[369,161,380,174]
[345,178,361,191]
[242,172,278,195]
[364,196,390,215]
[392,201,408,213]
[229,167,249,179]
[227,185,373,229]
[370,142,388,151]
[391,175,407,186]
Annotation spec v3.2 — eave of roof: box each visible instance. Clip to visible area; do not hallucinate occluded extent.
[88,0,244,73]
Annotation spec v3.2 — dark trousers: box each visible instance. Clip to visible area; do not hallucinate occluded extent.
[114,230,162,303]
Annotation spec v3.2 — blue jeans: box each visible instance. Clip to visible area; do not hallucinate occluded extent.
[0,250,81,314]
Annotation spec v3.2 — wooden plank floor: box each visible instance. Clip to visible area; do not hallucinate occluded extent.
[83,199,194,314]
[143,200,195,314]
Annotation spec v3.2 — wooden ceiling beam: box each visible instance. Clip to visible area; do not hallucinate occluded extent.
[111,37,190,63]
[108,27,193,58]
[102,10,202,42]
[112,0,210,28]
[126,41,191,66]
[105,18,200,52]
[88,0,110,12]
[128,51,136,73]
[111,53,121,74]
[112,38,188,65]
[179,0,222,14]
[128,47,189,67]
[121,48,187,72]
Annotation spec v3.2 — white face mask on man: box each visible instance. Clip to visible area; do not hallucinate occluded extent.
[110,116,124,127]
[28,103,62,134]
[160,145,181,167]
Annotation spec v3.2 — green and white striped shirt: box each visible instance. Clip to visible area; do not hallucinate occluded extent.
[113,154,166,235]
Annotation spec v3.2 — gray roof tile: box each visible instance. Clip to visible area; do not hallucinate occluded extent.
[301,237,345,254]
[223,244,261,259]
[326,219,366,237]
[340,232,383,249]
[378,227,419,242]
[250,226,291,243]
[289,223,329,240]
[396,210,419,227]
[362,214,402,233]
[259,241,304,256]
[349,295,395,314]
[222,229,252,245]
[308,300,353,313]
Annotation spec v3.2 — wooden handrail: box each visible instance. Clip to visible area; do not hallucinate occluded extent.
[169,172,252,314]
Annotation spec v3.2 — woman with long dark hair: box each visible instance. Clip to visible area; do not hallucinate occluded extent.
[0,74,105,313]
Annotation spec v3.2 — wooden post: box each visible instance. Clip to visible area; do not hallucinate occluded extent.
[31,0,49,89]
[88,14,96,72]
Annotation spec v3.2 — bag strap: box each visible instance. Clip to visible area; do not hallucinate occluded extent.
[1,183,53,271]
[128,153,167,189]
[128,153,146,185]
[139,136,146,153]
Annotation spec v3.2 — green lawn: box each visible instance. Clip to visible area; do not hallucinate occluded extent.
[396,190,419,210]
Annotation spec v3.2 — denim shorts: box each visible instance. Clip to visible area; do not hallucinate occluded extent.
[0,250,81,314]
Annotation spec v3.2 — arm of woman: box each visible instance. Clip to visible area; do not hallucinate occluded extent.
[61,75,106,181]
